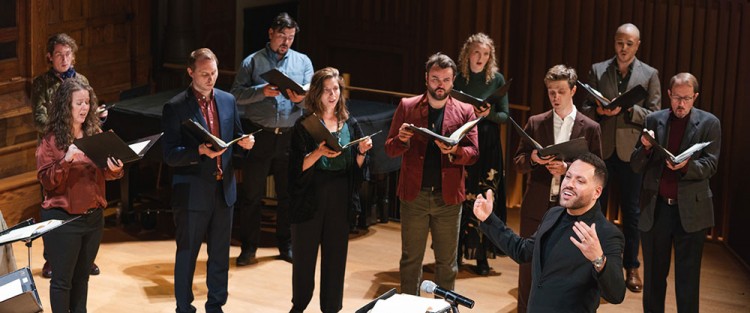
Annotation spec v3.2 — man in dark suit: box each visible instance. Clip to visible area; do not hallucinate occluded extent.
[475,153,626,312]
[513,64,602,312]
[631,72,721,313]
[581,23,661,292]
[162,48,255,313]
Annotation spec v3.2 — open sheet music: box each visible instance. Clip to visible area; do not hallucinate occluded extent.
[407,117,483,146]
[182,119,259,152]
[74,131,161,168]
[451,78,513,109]
[577,81,648,110]
[300,114,381,152]
[0,220,65,245]
[260,69,310,99]
[508,116,590,161]
[641,130,712,164]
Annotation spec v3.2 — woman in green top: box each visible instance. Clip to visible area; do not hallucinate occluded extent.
[288,67,372,312]
[454,33,510,275]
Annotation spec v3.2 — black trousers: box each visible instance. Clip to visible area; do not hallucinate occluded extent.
[41,208,103,313]
[641,198,707,313]
[290,170,350,313]
[600,156,642,269]
[174,182,232,313]
[239,129,292,254]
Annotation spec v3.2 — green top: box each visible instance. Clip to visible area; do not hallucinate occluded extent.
[31,69,90,133]
[316,122,352,171]
[453,71,509,124]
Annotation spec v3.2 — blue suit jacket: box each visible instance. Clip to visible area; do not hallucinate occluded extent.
[161,87,245,210]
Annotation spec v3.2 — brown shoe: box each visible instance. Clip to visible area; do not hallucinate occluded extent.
[626,268,643,292]
[42,261,52,279]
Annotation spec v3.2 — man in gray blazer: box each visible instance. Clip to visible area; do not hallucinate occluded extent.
[631,72,720,313]
[581,23,661,292]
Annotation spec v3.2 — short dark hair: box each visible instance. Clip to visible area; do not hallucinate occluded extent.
[270,12,299,33]
[425,52,457,76]
[188,48,218,70]
[544,64,577,89]
[573,152,608,186]
[46,33,78,65]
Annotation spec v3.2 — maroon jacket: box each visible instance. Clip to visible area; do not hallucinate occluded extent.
[385,94,479,205]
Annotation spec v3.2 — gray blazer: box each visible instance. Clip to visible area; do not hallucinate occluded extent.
[582,57,661,161]
[631,108,721,232]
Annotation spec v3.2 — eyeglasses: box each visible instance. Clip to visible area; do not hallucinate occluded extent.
[669,94,695,103]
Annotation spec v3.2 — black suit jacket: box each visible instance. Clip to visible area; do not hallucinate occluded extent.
[479,202,626,312]
[161,87,245,210]
[631,108,721,232]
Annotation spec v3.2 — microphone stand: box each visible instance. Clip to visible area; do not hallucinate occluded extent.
[442,295,460,313]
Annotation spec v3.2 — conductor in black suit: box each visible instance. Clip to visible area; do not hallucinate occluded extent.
[474,153,625,312]
[631,72,721,313]
[162,48,255,313]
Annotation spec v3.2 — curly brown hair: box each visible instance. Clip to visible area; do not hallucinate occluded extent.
[46,78,101,150]
[457,33,498,84]
[303,67,349,123]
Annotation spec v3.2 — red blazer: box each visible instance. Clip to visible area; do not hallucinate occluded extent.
[513,109,602,231]
[385,94,479,205]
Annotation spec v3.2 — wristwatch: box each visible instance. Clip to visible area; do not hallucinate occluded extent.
[592,255,606,271]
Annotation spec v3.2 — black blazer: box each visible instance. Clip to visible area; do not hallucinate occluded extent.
[161,87,246,210]
[479,203,625,312]
[288,113,369,223]
[631,108,721,232]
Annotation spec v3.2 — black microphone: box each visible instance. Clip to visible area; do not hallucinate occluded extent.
[420,280,475,309]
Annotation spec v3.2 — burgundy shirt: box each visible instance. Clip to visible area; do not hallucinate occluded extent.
[193,88,223,178]
[658,110,691,199]
[36,132,124,214]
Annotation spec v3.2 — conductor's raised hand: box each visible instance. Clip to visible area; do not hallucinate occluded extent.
[238,134,255,150]
[397,123,414,143]
[473,189,494,222]
[199,143,226,159]
[570,221,604,262]
[262,84,281,97]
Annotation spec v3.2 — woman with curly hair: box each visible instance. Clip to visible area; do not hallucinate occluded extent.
[454,32,510,275]
[36,78,123,312]
[287,67,371,312]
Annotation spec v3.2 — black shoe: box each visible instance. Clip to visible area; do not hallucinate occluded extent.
[475,259,490,276]
[279,247,293,263]
[90,263,101,275]
[42,261,52,279]
[236,251,258,266]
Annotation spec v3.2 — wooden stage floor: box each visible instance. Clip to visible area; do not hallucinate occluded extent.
[10,208,750,313]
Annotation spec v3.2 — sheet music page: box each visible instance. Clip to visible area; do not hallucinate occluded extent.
[370,294,450,313]
[0,220,66,244]
[0,279,23,302]
[129,140,150,155]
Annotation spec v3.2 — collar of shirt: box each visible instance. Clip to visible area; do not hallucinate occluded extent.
[553,105,577,143]
[190,84,214,105]
[264,43,288,65]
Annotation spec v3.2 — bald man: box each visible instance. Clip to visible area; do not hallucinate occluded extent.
[579,23,661,293]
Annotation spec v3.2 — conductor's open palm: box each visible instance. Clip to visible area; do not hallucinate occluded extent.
[473,189,494,222]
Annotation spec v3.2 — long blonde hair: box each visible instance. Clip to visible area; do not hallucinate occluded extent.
[457,33,498,84]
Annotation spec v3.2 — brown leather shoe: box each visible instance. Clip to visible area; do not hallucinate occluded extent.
[626,268,643,292]
[42,261,52,279]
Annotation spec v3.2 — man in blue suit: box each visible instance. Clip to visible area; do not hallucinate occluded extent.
[162,48,255,313]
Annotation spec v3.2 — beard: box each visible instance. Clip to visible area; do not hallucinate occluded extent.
[427,85,450,101]
[559,187,593,211]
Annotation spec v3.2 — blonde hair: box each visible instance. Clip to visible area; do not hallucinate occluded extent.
[457,33,498,84]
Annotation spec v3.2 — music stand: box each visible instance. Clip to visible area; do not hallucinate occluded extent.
[0,217,79,268]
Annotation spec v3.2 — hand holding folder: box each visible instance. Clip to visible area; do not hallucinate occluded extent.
[300,114,382,152]
[406,117,483,146]
[641,129,712,165]
[577,81,648,111]
[182,119,259,152]
[451,78,513,109]
[508,116,590,161]
[73,131,163,168]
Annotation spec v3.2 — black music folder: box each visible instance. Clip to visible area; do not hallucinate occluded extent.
[641,130,712,164]
[508,116,589,161]
[300,114,382,152]
[407,116,483,146]
[451,78,513,109]
[0,268,43,313]
[577,81,648,110]
[182,119,258,152]
[260,68,309,99]
[74,131,162,168]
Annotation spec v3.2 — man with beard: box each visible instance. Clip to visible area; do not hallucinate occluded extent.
[385,53,479,295]
[474,153,626,312]
[631,73,721,313]
[513,64,602,312]
[231,12,313,266]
